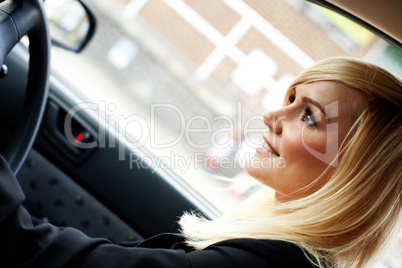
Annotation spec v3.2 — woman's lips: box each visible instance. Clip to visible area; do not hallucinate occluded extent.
[256,136,280,157]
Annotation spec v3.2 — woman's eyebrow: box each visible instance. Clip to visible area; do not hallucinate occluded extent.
[294,87,330,121]
[302,96,329,120]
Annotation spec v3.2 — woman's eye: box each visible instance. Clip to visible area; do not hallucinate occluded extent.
[288,93,295,103]
[301,107,317,127]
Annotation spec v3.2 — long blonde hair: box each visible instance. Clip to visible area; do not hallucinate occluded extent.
[179,57,402,267]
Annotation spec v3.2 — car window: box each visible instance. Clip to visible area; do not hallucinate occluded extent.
[49,0,401,214]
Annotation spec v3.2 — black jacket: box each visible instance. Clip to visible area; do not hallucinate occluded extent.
[0,155,314,267]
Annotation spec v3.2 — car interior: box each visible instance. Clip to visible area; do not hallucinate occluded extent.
[0,0,401,264]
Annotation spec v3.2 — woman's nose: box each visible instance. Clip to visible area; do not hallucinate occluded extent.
[263,109,285,134]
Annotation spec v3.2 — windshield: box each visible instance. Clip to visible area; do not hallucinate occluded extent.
[49,0,401,213]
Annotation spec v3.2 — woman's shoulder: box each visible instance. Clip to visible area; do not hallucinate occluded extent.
[201,237,315,268]
[132,233,315,268]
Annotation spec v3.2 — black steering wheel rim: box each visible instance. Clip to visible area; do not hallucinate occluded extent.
[0,0,50,174]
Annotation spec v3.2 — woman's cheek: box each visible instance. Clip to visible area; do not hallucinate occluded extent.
[283,129,322,158]
[301,129,340,166]
[300,129,328,154]
[285,129,333,167]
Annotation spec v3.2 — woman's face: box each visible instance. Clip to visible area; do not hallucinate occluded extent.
[246,81,366,202]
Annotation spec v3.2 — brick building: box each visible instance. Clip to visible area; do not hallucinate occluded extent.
[118,0,379,115]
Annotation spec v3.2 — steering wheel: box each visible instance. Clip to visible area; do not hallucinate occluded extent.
[0,0,50,174]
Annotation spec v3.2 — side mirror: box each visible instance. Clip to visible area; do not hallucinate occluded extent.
[44,0,96,53]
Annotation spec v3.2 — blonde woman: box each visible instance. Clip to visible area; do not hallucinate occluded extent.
[0,57,400,268]
[180,57,402,267]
